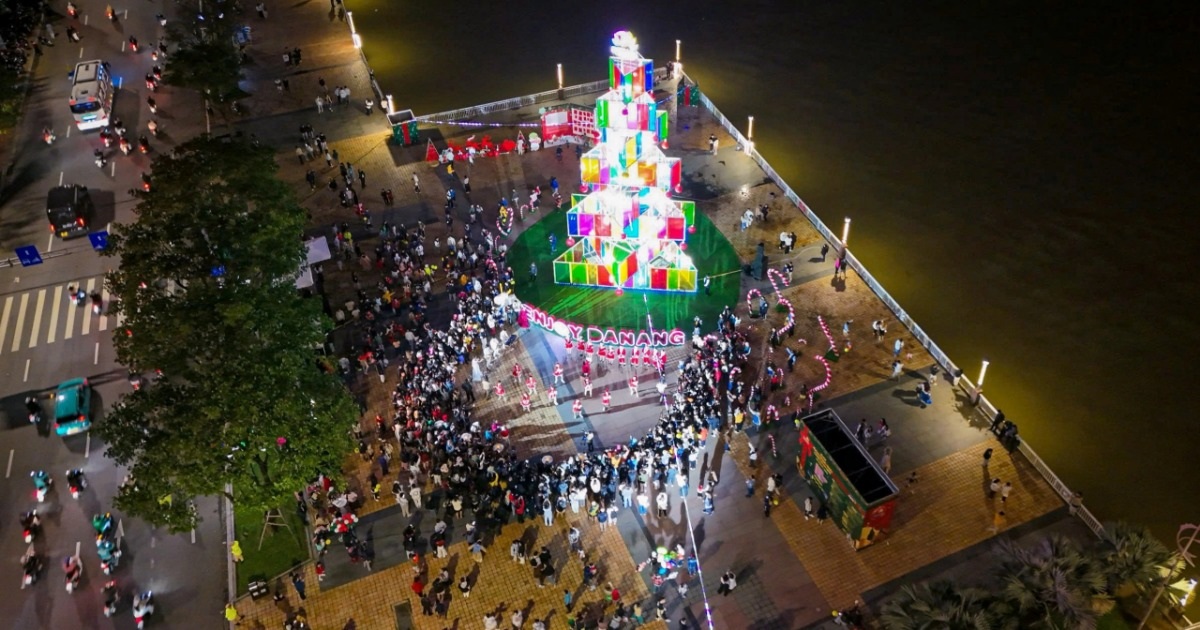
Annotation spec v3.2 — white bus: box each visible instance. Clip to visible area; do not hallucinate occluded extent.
[69,60,113,131]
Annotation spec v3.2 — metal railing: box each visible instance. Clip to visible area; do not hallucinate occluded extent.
[412,68,670,124]
[683,71,1106,540]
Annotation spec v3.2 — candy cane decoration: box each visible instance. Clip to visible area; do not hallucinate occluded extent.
[765,268,796,336]
[766,433,778,459]
[745,289,763,313]
[811,354,832,393]
[497,207,514,237]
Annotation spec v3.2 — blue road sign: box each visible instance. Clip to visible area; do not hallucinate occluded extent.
[211,265,226,277]
[15,245,42,267]
[89,230,109,251]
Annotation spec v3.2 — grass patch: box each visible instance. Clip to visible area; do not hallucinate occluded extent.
[507,206,742,332]
[233,503,308,594]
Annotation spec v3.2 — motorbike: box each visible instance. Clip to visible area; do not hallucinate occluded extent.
[100,128,113,147]
[67,2,77,17]
[25,396,40,423]
[141,172,152,192]
[97,536,121,575]
[67,469,87,499]
[42,127,55,144]
[120,137,131,155]
[92,512,114,536]
[133,591,154,628]
[102,580,120,616]
[94,150,107,169]
[31,470,51,503]
[129,371,143,391]
[138,136,150,154]
[128,36,138,53]
[21,545,42,588]
[90,291,103,315]
[20,510,40,543]
[147,119,158,137]
[145,74,157,92]
[62,555,82,593]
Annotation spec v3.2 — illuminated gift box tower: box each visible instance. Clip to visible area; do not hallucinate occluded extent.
[552,31,695,293]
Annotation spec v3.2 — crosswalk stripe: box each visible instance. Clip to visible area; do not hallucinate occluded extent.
[47,286,63,344]
[11,293,28,352]
[99,285,109,332]
[0,296,11,355]
[64,288,77,340]
[28,289,46,348]
[82,278,95,336]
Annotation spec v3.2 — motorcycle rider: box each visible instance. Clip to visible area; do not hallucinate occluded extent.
[21,546,41,588]
[133,591,155,625]
[92,512,113,536]
[97,535,121,572]
[20,510,41,542]
[90,290,103,314]
[103,580,120,616]
[31,470,51,501]
[25,396,40,422]
[63,555,82,591]
[67,469,87,497]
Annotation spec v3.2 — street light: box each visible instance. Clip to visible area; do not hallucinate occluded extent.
[972,358,990,405]
[386,94,394,115]
[841,217,851,247]
[745,116,754,155]
[557,63,564,91]
[675,39,681,62]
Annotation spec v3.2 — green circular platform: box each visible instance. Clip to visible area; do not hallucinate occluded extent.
[507,207,741,333]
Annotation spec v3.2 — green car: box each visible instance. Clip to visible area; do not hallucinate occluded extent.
[54,377,92,436]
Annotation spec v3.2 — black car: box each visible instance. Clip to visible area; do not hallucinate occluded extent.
[46,184,94,239]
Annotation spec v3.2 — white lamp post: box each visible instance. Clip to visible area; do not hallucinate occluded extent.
[745,116,754,155]
[557,63,564,91]
[841,217,851,247]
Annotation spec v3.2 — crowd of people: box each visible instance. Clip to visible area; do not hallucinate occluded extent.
[277,171,808,626]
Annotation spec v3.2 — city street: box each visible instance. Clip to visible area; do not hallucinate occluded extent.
[0,0,225,627]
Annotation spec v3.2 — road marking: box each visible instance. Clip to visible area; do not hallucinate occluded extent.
[23,358,30,382]
[0,296,11,354]
[64,290,77,340]
[47,286,62,343]
[99,286,109,331]
[58,171,64,186]
[94,342,100,364]
[116,76,122,89]
[82,278,94,335]
[191,528,196,544]
[83,14,87,25]
[66,126,70,138]
[121,41,126,52]
[110,161,115,178]
[85,433,91,458]
[28,289,45,348]
[78,46,84,59]
[47,233,54,252]
[75,541,80,558]
[150,536,156,549]
[123,9,127,19]
[116,519,124,540]
[11,293,28,352]
[5,450,12,478]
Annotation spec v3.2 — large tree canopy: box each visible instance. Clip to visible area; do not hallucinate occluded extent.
[162,0,243,98]
[101,136,354,532]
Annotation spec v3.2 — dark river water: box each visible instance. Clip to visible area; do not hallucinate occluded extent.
[353,1,1200,545]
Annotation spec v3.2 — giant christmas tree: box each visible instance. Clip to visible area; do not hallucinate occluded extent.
[552,31,697,293]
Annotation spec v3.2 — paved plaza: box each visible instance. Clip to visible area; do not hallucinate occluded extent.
[148,2,1084,629]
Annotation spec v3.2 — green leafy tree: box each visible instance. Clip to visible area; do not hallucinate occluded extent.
[162,1,243,98]
[879,579,996,630]
[996,534,1111,629]
[100,136,355,532]
[1094,522,1175,598]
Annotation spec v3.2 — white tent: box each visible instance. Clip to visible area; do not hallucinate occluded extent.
[295,236,333,289]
